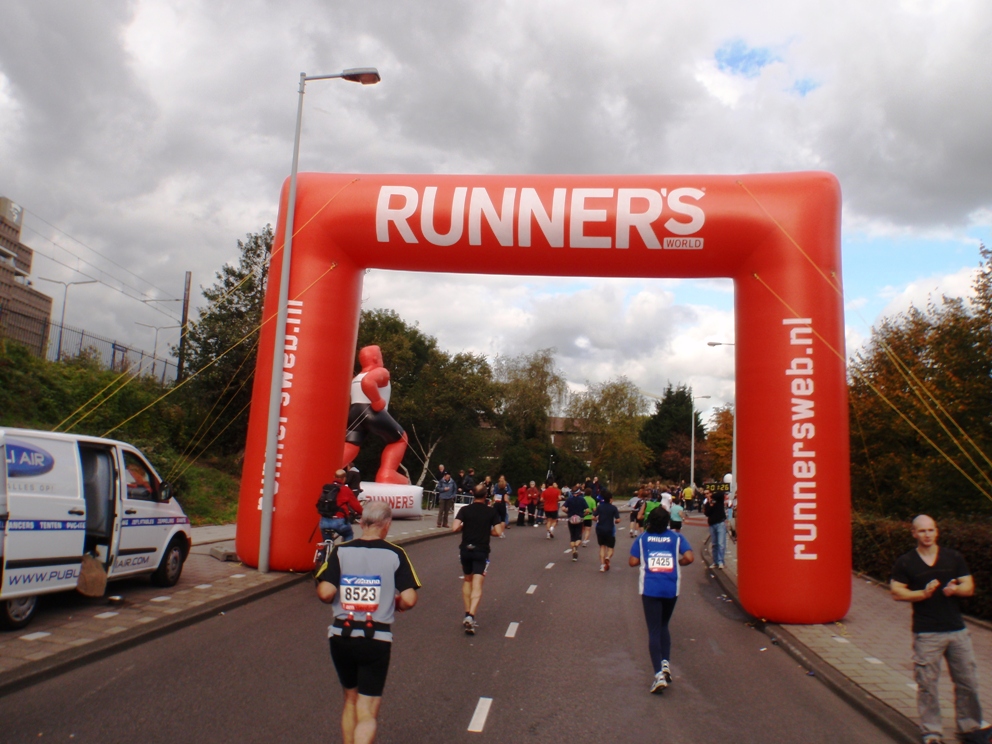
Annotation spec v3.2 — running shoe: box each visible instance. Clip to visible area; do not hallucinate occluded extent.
[464,616,477,635]
[572,551,578,562]
[662,660,671,683]
[582,540,589,547]
[605,557,610,571]
[599,564,606,572]
[546,532,551,539]
[650,671,668,693]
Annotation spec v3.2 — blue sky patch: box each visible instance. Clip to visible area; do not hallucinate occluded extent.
[791,78,820,96]
[715,39,779,78]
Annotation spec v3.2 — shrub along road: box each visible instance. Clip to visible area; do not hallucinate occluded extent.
[0,523,896,743]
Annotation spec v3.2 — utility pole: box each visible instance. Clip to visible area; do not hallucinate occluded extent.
[176,271,192,381]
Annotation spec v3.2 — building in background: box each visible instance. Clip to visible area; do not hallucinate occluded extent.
[0,196,54,356]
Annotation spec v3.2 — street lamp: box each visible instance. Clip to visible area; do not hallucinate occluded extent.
[707,341,737,494]
[689,394,711,487]
[135,322,181,379]
[38,276,97,360]
[259,67,381,574]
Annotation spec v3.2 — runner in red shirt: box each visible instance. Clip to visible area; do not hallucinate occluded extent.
[542,481,561,539]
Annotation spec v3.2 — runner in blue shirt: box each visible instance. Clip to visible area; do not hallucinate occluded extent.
[629,507,694,693]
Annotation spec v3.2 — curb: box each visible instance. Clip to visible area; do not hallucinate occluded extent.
[0,527,456,696]
[701,542,919,744]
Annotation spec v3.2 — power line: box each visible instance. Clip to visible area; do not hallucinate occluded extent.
[23,208,176,299]
[26,241,181,323]
[22,225,182,316]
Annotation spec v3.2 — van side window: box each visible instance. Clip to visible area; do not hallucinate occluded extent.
[124,452,157,502]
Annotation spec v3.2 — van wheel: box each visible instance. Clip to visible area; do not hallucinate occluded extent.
[151,538,186,587]
[1,596,39,630]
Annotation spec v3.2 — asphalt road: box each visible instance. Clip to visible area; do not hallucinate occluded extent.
[0,522,896,743]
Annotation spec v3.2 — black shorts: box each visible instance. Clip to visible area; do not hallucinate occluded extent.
[345,403,405,446]
[596,530,616,548]
[671,520,682,531]
[329,636,392,697]
[630,512,638,523]
[567,521,583,542]
[544,508,558,520]
[460,548,489,576]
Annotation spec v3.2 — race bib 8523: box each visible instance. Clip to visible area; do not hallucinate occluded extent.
[340,575,382,612]
[647,552,675,573]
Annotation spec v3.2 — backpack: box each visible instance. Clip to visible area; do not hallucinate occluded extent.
[316,483,342,518]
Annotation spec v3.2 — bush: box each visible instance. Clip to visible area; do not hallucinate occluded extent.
[853,513,992,622]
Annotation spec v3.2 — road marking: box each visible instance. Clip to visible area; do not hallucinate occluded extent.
[864,657,883,664]
[831,636,850,644]
[195,584,213,589]
[20,631,50,641]
[231,573,246,579]
[94,611,119,619]
[467,697,493,733]
[526,585,537,594]
[505,622,519,638]
[563,548,572,554]
[151,596,170,602]
[545,562,554,569]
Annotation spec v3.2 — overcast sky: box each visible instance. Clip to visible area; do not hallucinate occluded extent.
[1,0,989,422]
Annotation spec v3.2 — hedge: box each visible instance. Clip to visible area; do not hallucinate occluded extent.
[852,514,992,623]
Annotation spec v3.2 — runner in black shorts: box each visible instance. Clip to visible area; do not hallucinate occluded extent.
[563,488,589,562]
[594,492,621,571]
[453,486,503,634]
[316,501,420,743]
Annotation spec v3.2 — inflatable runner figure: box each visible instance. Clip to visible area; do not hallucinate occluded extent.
[342,345,410,485]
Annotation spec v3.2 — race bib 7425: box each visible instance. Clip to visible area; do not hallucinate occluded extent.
[647,552,675,573]
[340,575,382,612]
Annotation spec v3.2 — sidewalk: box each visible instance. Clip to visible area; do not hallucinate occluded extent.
[0,509,453,695]
[697,515,992,743]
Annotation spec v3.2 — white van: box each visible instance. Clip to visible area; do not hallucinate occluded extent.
[0,428,192,630]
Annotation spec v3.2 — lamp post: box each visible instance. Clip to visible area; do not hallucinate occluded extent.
[689,394,711,487]
[38,277,97,360]
[259,67,381,574]
[135,322,181,378]
[707,341,737,494]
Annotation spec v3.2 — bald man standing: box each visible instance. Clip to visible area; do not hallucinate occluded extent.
[890,515,990,744]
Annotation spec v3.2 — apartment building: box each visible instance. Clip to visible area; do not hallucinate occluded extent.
[0,197,54,356]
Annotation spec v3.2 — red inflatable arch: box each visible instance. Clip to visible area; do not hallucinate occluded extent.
[236,172,850,625]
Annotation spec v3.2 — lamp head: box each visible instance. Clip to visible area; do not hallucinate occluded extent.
[341,67,381,85]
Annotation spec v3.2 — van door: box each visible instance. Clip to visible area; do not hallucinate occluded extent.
[2,436,86,598]
[111,447,169,576]
[1,432,8,584]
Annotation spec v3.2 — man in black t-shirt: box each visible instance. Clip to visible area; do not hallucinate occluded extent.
[593,493,621,572]
[452,485,503,634]
[890,515,988,744]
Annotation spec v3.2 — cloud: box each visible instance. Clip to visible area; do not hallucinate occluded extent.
[0,0,989,385]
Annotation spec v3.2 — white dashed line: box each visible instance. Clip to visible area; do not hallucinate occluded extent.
[230,574,246,579]
[195,584,213,590]
[864,657,883,664]
[545,563,555,569]
[150,596,171,602]
[505,622,519,638]
[20,632,51,641]
[563,548,572,554]
[94,611,119,619]
[467,697,493,733]
[831,636,850,644]
[526,585,537,594]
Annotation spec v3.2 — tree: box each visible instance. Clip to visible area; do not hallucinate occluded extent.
[849,245,992,518]
[567,377,651,491]
[705,405,735,481]
[178,226,272,455]
[639,383,706,479]
[491,349,567,483]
